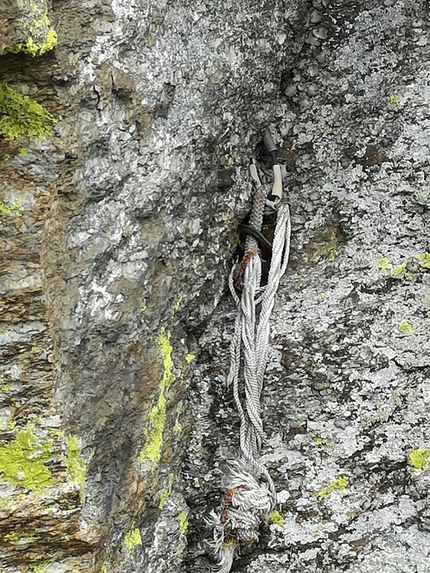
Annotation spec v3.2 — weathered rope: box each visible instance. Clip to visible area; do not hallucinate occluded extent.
[208,159,291,572]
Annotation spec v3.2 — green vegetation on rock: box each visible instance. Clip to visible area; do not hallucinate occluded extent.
[317,476,348,501]
[4,530,36,543]
[29,560,55,573]
[3,29,57,57]
[0,201,24,217]
[2,0,57,58]
[409,448,429,471]
[66,435,86,499]
[0,426,54,491]
[417,252,430,269]
[398,322,412,334]
[0,83,57,141]
[391,263,406,279]
[377,257,392,273]
[139,329,176,471]
[270,509,284,525]
[124,526,142,554]
[178,509,188,540]
[159,473,175,509]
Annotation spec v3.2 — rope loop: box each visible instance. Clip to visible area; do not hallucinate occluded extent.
[210,137,291,572]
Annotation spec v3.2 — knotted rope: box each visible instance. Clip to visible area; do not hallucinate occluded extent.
[208,151,291,572]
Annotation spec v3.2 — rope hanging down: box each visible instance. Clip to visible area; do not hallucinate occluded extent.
[208,129,291,572]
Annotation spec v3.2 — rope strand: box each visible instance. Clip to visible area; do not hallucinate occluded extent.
[209,172,291,570]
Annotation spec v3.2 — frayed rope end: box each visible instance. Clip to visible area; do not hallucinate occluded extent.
[206,459,274,572]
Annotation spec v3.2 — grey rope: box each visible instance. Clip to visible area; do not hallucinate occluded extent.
[209,162,291,572]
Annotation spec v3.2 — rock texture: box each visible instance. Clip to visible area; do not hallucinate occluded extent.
[183,1,430,572]
[0,0,57,56]
[1,0,307,572]
[1,0,430,572]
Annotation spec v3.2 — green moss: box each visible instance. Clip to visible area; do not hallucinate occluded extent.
[100,560,110,573]
[417,252,430,270]
[185,354,195,363]
[377,257,392,273]
[409,448,429,471]
[159,473,175,509]
[124,525,142,554]
[270,510,284,526]
[0,426,54,491]
[317,476,348,501]
[138,329,175,471]
[66,435,86,500]
[0,83,57,141]
[398,322,412,334]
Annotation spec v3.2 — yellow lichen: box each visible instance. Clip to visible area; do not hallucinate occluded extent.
[66,435,86,499]
[138,329,175,471]
[398,322,412,334]
[29,560,55,573]
[391,263,406,279]
[4,530,36,542]
[177,508,188,551]
[270,509,284,526]
[124,525,142,554]
[417,252,430,270]
[2,0,57,58]
[0,201,24,217]
[409,448,429,471]
[0,426,54,491]
[377,257,392,273]
[173,296,182,313]
[389,94,402,104]
[159,473,175,509]
[317,476,348,501]
[0,83,57,141]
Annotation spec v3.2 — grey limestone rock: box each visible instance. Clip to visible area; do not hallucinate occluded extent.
[1,0,430,572]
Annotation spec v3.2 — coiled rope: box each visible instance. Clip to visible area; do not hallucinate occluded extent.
[208,143,291,572]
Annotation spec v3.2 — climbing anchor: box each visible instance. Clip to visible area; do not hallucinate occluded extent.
[208,128,291,572]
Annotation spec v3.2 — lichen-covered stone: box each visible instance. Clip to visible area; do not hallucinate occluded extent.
[183,1,430,571]
[2,0,430,571]
[0,0,57,56]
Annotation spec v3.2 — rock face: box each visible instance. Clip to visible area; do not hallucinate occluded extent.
[1,1,430,573]
[1,0,307,572]
[183,1,430,572]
